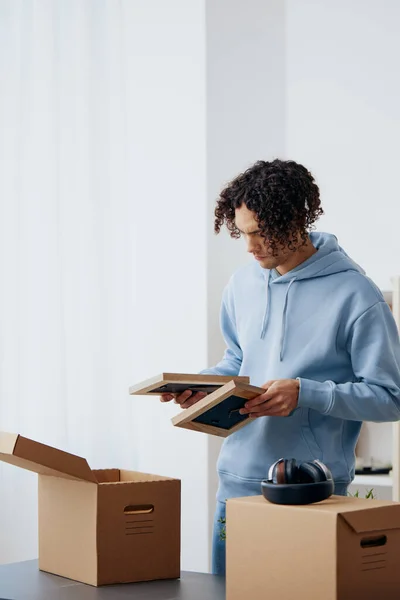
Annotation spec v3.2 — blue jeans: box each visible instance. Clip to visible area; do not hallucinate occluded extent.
[211,500,227,576]
[211,483,349,576]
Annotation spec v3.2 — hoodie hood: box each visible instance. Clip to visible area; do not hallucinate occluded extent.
[261,232,364,283]
[259,232,364,359]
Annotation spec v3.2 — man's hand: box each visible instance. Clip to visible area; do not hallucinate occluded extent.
[239,379,300,418]
[160,390,207,409]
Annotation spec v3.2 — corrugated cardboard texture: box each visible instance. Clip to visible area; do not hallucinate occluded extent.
[93,469,120,483]
[96,477,181,585]
[226,495,400,600]
[38,475,98,585]
[119,470,176,482]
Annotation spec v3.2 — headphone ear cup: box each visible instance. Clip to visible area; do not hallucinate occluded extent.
[274,459,286,484]
[313,459,333,481]
[268,459,283,484]
[284,458,298,483]
[268,458,295,484]
[298,461,326,483]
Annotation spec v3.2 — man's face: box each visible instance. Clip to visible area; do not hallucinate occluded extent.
[234,204,291,270]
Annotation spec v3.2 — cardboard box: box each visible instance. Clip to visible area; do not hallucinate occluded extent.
[129,372,249,396]
[171,380,265,438]
[0,432,180,586]
[227,494,400,600]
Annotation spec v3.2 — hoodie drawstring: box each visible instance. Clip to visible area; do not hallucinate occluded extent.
[260,271,296,361]
[279,277,296,361]
[260,270,271,339]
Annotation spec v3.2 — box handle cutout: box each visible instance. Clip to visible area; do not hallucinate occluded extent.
[124,504,154,515]
[360,535,387,549]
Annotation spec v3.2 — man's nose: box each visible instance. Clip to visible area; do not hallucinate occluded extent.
[246,237,259,254]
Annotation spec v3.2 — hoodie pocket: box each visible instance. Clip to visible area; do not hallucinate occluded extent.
[300,408,323,460]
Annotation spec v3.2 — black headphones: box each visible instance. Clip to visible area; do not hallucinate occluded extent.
[261,458,334,505]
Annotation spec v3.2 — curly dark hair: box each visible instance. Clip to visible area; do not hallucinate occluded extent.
[214,159,323,255]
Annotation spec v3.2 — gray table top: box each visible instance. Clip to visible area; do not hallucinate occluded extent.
[0,560,225,600]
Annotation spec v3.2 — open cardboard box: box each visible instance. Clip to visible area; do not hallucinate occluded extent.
[0,432,180,586]
[227,494,400,600]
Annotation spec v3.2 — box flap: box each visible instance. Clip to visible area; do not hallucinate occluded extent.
[340,504,400,533]
[0,432,97,483]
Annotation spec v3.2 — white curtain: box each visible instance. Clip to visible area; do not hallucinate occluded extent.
[0,0,138,563]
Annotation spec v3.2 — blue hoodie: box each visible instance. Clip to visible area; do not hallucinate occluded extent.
[202,232,400,501]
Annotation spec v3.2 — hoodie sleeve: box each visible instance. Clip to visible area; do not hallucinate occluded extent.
[297,301,400,421]
[200,284,242,376]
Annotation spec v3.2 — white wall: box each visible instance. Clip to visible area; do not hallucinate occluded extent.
[121,0,210,573]
[0,0,138,564]
[285,0,400,469]
[0,0,210,571]
[285,0,400,292]
[205,0,286,568]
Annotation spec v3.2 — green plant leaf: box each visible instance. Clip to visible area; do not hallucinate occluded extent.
[217,516,226,541]
[347,488,375,499]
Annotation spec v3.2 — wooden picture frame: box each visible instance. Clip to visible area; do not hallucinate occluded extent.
[171,380,265,438]
[129,372,249,397]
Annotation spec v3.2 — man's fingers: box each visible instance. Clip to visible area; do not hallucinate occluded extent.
[249,408,282,417]
[160,394,174,402]
[249,399,293,418]
[240,396,284,415]
[258,396,282,411]
[174,390,194,404]
[240,389,279,413]
[242,392,269,410]
[261,380,275,390]
[181,391,207,409]
[243,382,279,410]
[240,401,264,414]
[160,390,208,408]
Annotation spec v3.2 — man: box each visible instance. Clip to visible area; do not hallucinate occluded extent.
[161,159,400,576]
